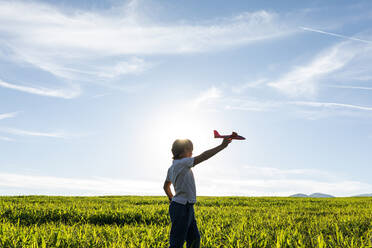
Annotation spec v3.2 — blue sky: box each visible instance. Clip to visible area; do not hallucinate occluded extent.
[0,0,371,196]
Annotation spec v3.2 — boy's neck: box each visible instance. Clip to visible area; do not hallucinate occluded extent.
[176,155,190,160]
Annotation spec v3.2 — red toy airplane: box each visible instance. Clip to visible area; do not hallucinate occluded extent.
[214,130,246,140]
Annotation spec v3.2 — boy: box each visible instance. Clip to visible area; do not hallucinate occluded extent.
[163,137,231,248]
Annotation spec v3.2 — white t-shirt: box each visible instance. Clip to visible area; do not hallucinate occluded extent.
[166,157,196,204]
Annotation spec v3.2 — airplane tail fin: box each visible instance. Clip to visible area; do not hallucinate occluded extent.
[214,130,221,138]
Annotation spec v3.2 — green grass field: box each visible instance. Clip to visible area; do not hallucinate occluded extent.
[0,196,371,247]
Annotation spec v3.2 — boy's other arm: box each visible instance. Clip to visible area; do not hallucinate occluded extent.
[163,180,173,202]
[193,137,231,166]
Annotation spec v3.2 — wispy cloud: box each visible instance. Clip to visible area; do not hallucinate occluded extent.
[220,98,372,120]
[91,93,112,98]
[326,85,372,90]
[0,112,18,141]
[193,85,372,115]
[231,79,267,94]
[94,58,151,79]
[192,87,222,108]
[0,167,370,196]
[224,99,280,112]
[268,24,372,98]
[192,86,276,112]
[0,172,160,195]
[301,26,372,44]
[290,101,372,111]
[0,1,292,82]
[243,165,333,178]
[0,112,18,120]
[199,178,371,197]
[197,165,372,196]
[0,2,291,54]
[268,41,361,97]
[0,127,69,138]
[0,136,14,142]
[0,79,80,99]
[224,99,372,113]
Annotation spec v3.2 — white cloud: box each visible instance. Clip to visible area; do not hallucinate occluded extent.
[0,112,17,141]
[243,165,334,178]
[224,99,280,112]
[0,166,370,196]
[231,79,267,94]
[91,93,112,98]
[219,98,372,120]
[0,111,18,120]
[300,26,372,44]
[0,127,69,138]
[0,172,160,195]
[224,99,372,116]
[0,79,80,99]
[326,85,372,90]
[268,41,361,97]
[290,101,372,111]
[192,87,222,108]
[198,178,371,197]
[0,3,290,54]
[196,164,372,196]
[0,1,292,81]
[95,58,151,78]
[193,87,372,116]
[0,136,14,142]
[191,86,279,112]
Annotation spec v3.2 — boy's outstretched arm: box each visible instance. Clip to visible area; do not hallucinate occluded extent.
[193,137,231,166]
[163,181,173,202]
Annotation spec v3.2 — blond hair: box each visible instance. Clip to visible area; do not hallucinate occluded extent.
[171,139,193,159]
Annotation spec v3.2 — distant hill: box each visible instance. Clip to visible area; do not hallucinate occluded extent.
[309,193,335,198]
[290,193,335,198]
[353,193,372,197]
[290,193,308,197]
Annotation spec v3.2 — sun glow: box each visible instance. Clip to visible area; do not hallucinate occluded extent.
[139,105,220,166]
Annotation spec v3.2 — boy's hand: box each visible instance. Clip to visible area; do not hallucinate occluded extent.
[221,137,232,148]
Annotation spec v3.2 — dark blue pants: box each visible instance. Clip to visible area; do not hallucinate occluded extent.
[169,201,200,248]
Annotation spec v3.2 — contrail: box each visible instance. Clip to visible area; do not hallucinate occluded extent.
[326,85,372,90]
[300,26,372,44]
